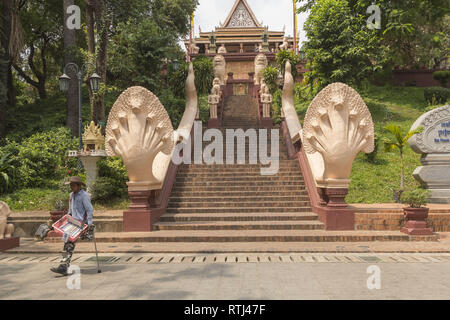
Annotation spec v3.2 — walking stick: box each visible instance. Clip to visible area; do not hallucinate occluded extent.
[92,228,101,273]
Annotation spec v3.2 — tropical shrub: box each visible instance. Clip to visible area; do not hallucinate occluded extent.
[0,128,79,190]
[272,89,283,125]
[433,70,450,88]
[170,55,214,98]
[97,157,128,187]
[401,189,430,208]
[161,92,187,129]
[263,66,279,94]
[91,177,125,204]
[275,49,301,79]
[424,87,450,105]
[49,191,69,211]
[0,152,16,194]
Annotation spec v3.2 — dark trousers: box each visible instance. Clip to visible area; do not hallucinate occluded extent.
[60,241,77,267]
[59,231,91,267]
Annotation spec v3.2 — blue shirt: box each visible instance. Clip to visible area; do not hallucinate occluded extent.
[68,190,94,225]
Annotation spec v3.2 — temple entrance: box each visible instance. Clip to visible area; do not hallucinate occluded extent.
[233,83,248,96]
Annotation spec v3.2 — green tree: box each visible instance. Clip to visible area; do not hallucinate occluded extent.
[299,0,450,69]
[262,66,279,94]
[382,124,423,190]
[108,0,199,94]
[13,0,64,100]
[276,49,301,79]
[303,0,384,89]
[169,56,214,98]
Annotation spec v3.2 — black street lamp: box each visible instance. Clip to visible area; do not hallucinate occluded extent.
[59,62,101,152]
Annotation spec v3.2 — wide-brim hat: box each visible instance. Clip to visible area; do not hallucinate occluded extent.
[65,176,86,186]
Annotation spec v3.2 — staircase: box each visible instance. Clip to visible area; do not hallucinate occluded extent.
[153,95,325,239]
[88,95,438,245]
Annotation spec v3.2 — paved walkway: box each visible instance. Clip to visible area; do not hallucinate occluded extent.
[5,234,450,254]
[0,254,449,300]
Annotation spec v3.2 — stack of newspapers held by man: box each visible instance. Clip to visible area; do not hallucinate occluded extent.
[52,214,88,242]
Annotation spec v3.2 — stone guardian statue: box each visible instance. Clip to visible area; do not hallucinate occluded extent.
[0,201,14,239]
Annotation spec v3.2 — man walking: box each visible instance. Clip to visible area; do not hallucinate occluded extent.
[51,176,95,275]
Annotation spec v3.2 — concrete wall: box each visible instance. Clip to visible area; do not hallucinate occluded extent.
[226,61,255,80]
[393,69,449,88]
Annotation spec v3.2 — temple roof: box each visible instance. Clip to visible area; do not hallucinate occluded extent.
[222,0,261,28]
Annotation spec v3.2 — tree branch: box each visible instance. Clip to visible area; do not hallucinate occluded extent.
[12,63,39,88]
[27,44,43,81]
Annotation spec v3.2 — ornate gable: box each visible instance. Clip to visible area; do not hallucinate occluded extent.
[223,0,261,28]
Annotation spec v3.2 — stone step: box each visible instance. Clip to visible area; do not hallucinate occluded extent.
[168,201,311,208]
[166,207,312,214]
[174,176,304,183]
[159,212,319,222]
[173,181,306,188]
[176,171,300,176]
[168,196,310,203]
[153,220,324,231]
[176,168,301,175]
[179,163,299,169]
[92,230,420,243]
[176,170,299,175]
[170,191,309,197]
[177,166,299,172]
[171,186,308,193]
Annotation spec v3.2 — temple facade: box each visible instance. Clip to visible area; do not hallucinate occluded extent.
[185,0,299,80]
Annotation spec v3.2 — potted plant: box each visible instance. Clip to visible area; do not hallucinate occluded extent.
[48,191,69,233]
[400,188,433,235]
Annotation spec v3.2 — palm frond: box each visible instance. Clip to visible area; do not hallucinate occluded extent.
[403,126,424,144]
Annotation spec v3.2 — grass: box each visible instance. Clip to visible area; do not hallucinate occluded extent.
[0,188,129,212]
[346,85,446,204]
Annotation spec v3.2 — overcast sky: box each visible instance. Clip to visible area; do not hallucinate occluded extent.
[181,0,309,49]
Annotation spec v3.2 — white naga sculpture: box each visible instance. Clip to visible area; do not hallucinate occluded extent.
[282,61,374,189]
[261,85,273,118]
[218,44,227,54]
[208,78,221,119]
[279,37,290,51]
[303,85,374,188]
[106,63,197,192]
[282,62,302,143]
[213,55,226,85]
[254,53,268,85]
[0,201,14,239]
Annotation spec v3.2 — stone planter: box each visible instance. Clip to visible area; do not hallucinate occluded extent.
[401,207,433,235]
[49,210,66,224]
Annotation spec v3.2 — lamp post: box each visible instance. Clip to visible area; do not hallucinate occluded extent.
[59,62,101,151]
[59,62,101,169]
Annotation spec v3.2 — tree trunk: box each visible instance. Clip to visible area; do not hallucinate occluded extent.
[7,62,14,106]
[85,0,106,125]
[64,0,79,137]
[400,150,405,190]
[0,0,13,138]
